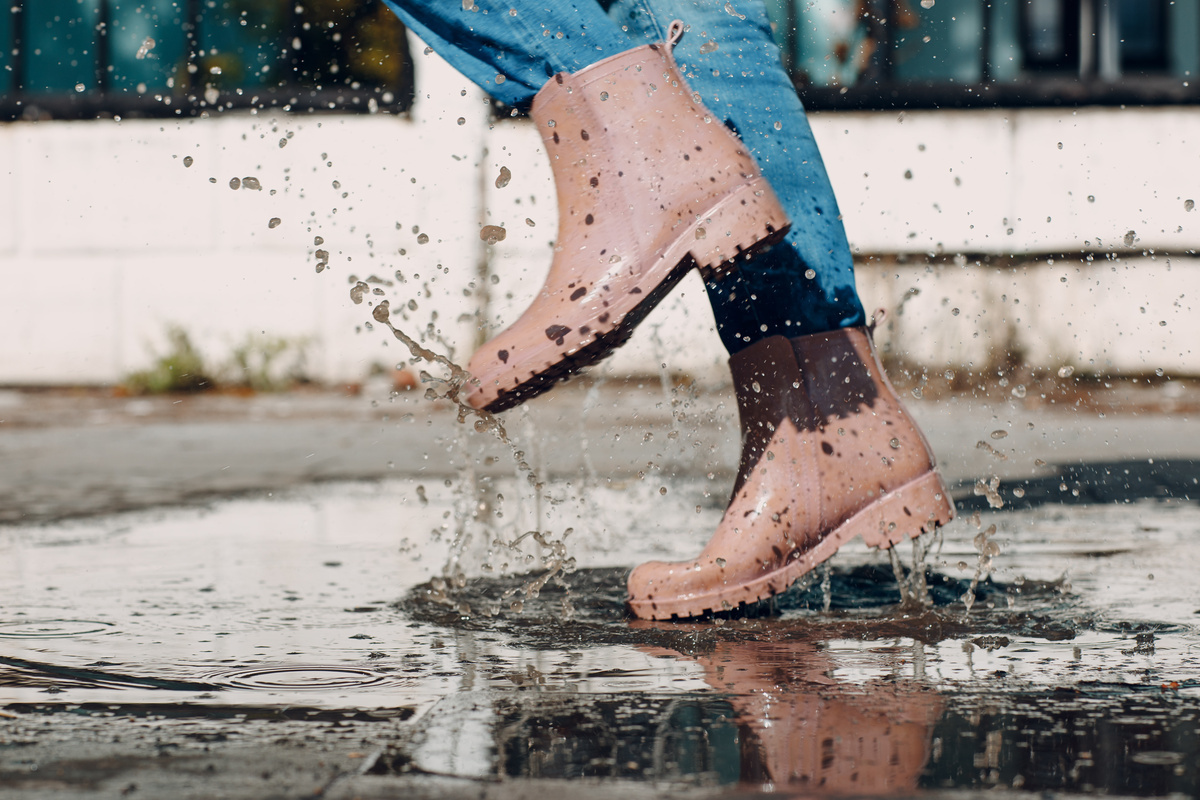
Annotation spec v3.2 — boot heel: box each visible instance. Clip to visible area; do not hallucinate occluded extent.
[857,471,956,550]
[690,178,791,279]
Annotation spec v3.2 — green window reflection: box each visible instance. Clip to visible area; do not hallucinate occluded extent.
[23,0,102,94]
[0,6,12,94]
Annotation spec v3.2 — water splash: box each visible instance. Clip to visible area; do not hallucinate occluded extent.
[974,475,1005,509]
[962,515,1000,615]
[135,37,156,60]
[371,300,571,616]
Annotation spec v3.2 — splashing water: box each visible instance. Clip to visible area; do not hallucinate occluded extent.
[962,514,1000,615]
[974,475,1005,509]
[371,300,572,616]
[885,522,943,609]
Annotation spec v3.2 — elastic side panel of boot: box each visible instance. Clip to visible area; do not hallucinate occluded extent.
[791,328,881,422]
[728,335,807,497]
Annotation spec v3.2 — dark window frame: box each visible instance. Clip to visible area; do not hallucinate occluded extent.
[790,0,1200,112]
[1,0,414,122]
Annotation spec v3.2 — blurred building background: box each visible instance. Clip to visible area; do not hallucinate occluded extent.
[1,0,1198,386]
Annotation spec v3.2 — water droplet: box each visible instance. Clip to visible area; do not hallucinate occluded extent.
[951,307,960,316]
[943,369,955,380]
[715,557,726,567]
[495,166,511,189]
[495,74,506,84]
[480,225,506,244]
[268,217,281,229]
[74,83,86,93]
[489,274,500,284]
[135,36,156,60]
[182,156,193,168]
[904,169,914,179]
[1156,367,1164,377]
[990,429,1008,440]
[751,380,761,393]
[804,268,816,279]
[1012,384,1027,398]
[456,117,466,126]
[695,227,706,240]
[1087,195,1095,203]
[659,486,667,495]
[773,120,782,131]
[1057,141,1063,149]
[314,236,324,245]
[417,233,430,245]
[1186,199,1195,212]
[1058,365,1075,378]
[229,177,241,190]
[920,0,935,7]
[1012,487,1025,498]
[279,137,288,148]
[332,180,341,190]
[525,218,536,227]
[546,119,556,127]
[599,91,609,101]
[1124,230,1136,246]
[700,40,719,54]
[423,46,433,55]
[242,177,262,191]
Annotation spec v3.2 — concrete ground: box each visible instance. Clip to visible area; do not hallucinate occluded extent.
[4,377,1200,524]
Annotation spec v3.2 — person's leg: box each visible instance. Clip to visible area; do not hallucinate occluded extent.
[607,1,953,621]
[381,0,632,108]
[605,0,866,350]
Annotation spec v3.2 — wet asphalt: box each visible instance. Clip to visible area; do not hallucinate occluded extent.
[3,380,1200,798]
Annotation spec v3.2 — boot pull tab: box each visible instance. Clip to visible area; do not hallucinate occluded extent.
[667,19,686,48]
[868,307,887,336]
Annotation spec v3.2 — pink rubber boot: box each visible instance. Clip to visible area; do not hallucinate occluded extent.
[627,321,955,620]
[465,21,789,413]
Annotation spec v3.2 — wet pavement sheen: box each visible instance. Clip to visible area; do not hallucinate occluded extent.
[3,470,1200,798]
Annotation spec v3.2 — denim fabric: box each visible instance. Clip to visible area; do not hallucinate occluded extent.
[383,0,865,352]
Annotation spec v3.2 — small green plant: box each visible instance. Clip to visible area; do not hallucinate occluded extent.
[123,326,216,394]
[226,333,311,391]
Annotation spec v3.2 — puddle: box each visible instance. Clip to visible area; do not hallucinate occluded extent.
[2,478,1199,795]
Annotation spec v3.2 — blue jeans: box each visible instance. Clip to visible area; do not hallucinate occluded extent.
[383,0,865,353]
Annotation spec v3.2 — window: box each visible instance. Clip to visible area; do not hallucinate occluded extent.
[1,0,413,121]
[768,0,1200,110]
[1020,0,1081,72]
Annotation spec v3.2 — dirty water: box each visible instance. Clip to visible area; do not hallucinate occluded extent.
[2,477,1200,796]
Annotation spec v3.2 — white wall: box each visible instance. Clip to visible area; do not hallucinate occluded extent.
[1,35,1198,385]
